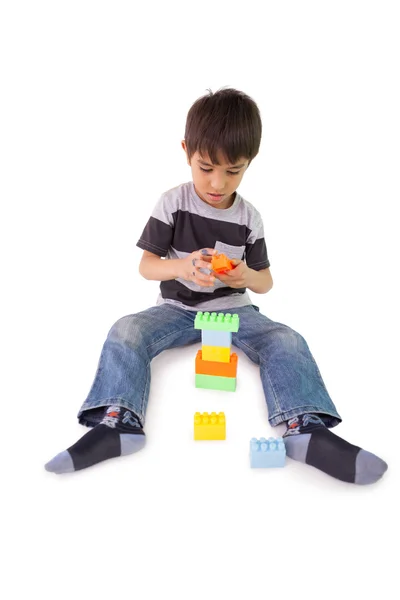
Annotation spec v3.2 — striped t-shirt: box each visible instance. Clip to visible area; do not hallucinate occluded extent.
[136,181,270,312]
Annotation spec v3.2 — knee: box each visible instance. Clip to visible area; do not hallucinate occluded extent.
[108,314,146,348]
[267,325,307,353]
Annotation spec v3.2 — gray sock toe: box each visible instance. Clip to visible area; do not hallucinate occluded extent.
[45,450,75,474]
[355,449,388,485]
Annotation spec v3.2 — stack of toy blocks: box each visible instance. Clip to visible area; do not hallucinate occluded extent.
[194,311,240,392]
[250,437,286,468]
[194,412,226,440]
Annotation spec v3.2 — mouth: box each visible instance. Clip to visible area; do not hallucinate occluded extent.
[207,193,224,201]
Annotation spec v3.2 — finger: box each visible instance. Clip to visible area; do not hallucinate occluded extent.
[196,271,215,283]
[193,262,212,277]
[197,260,214,271]
[194,270,215,284]
[194,249,216,264]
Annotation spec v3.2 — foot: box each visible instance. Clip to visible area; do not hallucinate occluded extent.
[283,414,388,484]
[45,406,146,474]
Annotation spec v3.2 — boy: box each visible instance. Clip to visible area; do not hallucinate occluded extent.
[45,88,388,484]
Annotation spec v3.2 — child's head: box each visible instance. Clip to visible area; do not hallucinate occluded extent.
[182,88,262,209]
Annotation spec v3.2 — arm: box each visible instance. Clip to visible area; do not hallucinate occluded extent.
[241,209,271,293]
[139,250,181,281]
[246,267,273,294]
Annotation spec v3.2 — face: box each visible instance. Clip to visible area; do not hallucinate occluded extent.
[182,141,249,209]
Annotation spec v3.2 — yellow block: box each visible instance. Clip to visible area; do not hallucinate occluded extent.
[202,345,230,363]
[194,412,226,440]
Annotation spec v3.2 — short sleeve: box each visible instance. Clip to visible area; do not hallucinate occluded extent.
[245,212,270,270]
[136,194,174,257]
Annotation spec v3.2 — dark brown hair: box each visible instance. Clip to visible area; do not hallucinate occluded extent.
[184,87,262,166]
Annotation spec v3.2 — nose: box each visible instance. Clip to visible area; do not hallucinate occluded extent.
[210,172,226,193]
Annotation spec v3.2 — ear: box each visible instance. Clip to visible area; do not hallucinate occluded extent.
[181,140,191,165]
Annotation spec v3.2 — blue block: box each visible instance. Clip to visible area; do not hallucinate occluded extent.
[201,329,232,348]
[250,437,286,468]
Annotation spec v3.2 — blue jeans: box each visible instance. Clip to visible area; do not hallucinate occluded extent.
[77,304,341,429]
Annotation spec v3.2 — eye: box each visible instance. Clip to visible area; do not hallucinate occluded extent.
[200,167,240,175]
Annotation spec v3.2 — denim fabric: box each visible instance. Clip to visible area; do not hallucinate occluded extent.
[77,304,341,429]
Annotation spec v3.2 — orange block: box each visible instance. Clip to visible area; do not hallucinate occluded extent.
[195,350,238,377]
[211,253,234,274]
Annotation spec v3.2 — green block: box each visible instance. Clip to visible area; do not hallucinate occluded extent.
[194,311,240,333]
[195,374,236,392]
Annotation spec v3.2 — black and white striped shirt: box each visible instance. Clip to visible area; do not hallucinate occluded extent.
[136,181,270,311]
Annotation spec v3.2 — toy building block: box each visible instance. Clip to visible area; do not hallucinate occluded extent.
[202,345,230,363]
[195,373,236,392]
[194,412,226,440]
[201,329,232,348]
[195,350,238,378]
[194,312,240,392]
[194,311,240,333]
[250,437,286,468]
[211,253,234,274]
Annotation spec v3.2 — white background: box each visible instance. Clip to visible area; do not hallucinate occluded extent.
[1,1,399,598]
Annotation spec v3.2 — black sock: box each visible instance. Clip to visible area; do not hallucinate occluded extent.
[45,406,146,474]
[283,414,388,484]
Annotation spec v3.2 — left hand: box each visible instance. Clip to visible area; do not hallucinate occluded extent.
[213,259,251,288]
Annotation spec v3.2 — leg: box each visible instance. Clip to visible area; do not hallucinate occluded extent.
[45,304,199,473]
[232,305,341,426]
[78,303,199,426]
[233,305,387,484]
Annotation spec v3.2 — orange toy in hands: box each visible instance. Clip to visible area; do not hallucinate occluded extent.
[211,253,235,274]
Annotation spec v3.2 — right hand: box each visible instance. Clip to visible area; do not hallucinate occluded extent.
[177,248,217,287]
